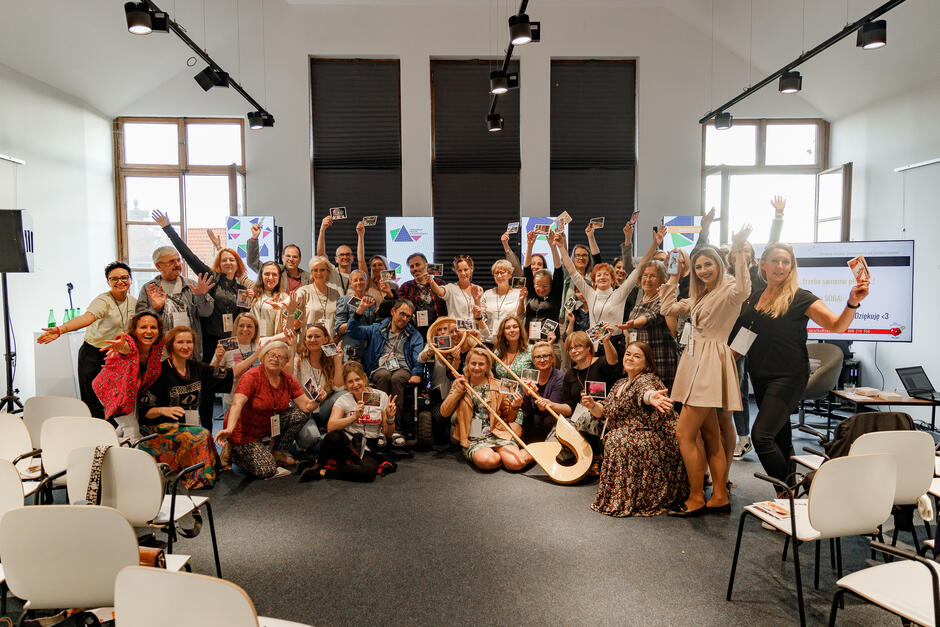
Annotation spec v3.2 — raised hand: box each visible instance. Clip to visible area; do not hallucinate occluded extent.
[146,283,167,311]
[553,231,567,249]
[321,215,334,230]
[151,210,170,228]
[648,389,673,413]
[206,229,222,250]
[731,224,753,248]
[584,222,595,236]
[653,225,667,247]
[501,232,510,245]
[386,395,398,418]
[770,195,786,214]
[848,281,870,306]
[629,210,640,226]
[356,220,365,236]
[518,286,528,301]
[701,206,716,230]
[250,223,261,240]
[526,230,537,247]
[623,220,634,242]
[192,272,216,296]
[213,343,226,363]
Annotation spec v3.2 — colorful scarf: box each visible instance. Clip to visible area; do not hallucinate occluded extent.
[93,335,165,419]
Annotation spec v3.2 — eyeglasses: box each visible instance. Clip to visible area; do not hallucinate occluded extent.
[108,276,131,283]
[573,254,590,260]
[337,253,353,258]
[494,270,511,276]
[532,354,552,360]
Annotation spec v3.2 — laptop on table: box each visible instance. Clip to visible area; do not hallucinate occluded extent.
[896,366,937,401]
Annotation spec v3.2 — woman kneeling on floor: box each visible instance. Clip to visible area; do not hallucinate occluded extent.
[586,341,688,517]
[215,341,319,479]
[299,361,398,482]
[441,347,531,472]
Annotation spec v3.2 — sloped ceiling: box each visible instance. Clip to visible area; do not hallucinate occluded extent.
[0,0,936,119]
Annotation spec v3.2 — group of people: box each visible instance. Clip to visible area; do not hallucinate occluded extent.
[38,197,871,516]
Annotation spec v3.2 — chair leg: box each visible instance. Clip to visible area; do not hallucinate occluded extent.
[828,588,845,627]
[835,538,843,580]
[205,501,222,578]
[1,580,7,615]
[783,535,790,562]
[911,524,921,554]
[814,540,821,589]
[727,512,749,601]
[793,539,807,627]
[831,538,838,569]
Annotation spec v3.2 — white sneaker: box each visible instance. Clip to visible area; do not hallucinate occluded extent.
[733,436,752,460]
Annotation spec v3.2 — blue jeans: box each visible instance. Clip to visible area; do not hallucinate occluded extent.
[733,356,751,436]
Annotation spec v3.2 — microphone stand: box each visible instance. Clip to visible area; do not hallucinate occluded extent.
[1,273,23,413]
[67,282,74,310]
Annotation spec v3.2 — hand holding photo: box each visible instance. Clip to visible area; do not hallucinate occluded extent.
[553,211,573,230]
[348,296,362,309]
[380,270,398,282]
[666,250,681,275]
[587,322,610,343]
[321,343,339,357]
[218,337,239,351]
[521,369,539,386]
[510,276,525,289]
[847,255,871,284]
[456,319,474,330]
[564,296,578,311]
[236,289,251,309]
[363,215,378,226]
[585,380,607,399]
[499,379,519,395]
[540,319,559,336]
[330,206,348,220]
[304,379,319,399]
[427,263,444,277]
[589,217,605,229]
[432,335,452,350]
[507,222,520,234]
[363,391,382,407]
[532,223,551,235]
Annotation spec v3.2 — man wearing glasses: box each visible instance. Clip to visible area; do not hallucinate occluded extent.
[36,262,138,419]
[316,214,357,295]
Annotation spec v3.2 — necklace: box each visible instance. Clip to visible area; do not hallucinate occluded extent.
[110,292,129,329]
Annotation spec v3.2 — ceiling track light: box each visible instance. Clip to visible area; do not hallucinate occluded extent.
[489,70,520,95]
[714,112,732,130]
[509,13,541,45]
[857,19,887,49]
[194,67,230,91]
[123,0,274,128]
[778,70,802,94]
[700,0,906,127]
[486,113,504,132]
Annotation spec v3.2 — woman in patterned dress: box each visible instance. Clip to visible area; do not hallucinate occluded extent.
[618,260,678,390]
[587,341,687,517]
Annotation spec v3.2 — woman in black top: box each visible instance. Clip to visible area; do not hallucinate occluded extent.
[738,243,869,486]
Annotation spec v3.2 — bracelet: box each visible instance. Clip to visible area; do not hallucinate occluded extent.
[55,326,63,336]
[846,301,860,309]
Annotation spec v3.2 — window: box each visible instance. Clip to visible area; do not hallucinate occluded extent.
[114,118,245,294]
[431,59,520,287]
[551,60,636,259]
[311,59,402,259]
[701,119,836,244]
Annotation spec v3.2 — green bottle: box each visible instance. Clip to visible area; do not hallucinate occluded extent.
[47,309,56,328]
[63,308,71,323]
[75,308,81,317]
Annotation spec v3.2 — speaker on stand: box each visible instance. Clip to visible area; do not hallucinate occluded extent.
[0,209,35,413]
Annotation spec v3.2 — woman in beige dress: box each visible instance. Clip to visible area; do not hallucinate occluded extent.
[660,226,752,517]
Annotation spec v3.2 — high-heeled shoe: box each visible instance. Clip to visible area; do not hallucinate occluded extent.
[667,503,708,518]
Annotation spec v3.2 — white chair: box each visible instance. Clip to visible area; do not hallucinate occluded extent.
[0,412,42,498]
[727,454,897,627]
[828,541,940,626]
[115,566,313,627]
[0,459,25,615]
[67,446,218,576]
[23,395,90,447]
[0,505,138,622]
[38,416,120,495]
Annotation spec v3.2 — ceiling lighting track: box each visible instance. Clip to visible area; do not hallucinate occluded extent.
[699,0,907,126]
[131,0,274,127]
[487,0,538,132]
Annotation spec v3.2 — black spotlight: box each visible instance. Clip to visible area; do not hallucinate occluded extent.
[856,19,887,49]
[779,70,802,94]
[714,111,732,130]
[194,67,230,91]
[248,111,275,129]
[489,70,520,95]
[124,2,152,35]
[150,11,170,33]
[486,113,504,132]
[509,13,540,45]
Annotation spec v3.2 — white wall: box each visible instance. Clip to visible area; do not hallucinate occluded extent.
[120,2,823,254]
[0,62,115,402]
[831,83,940,424]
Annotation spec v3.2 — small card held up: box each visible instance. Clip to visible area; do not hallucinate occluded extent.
[553,211,573,230]
[507,222,520,234]
[236,289,251,309]
[589,217,605,229]
[532,223,551,235]
[847,255,871,284]
[363,215,378,226]
[499,379,519,395]
[585,380,607,399]
[427,263,444,277]
[321,343,339,357]
[510,276,525,289]
[432,334,452,350]
[330,206,347,220]
[380,270,398,282]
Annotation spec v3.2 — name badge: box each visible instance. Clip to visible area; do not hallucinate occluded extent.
[270,413,281,437]
[730,327,758,356]
[679,322,691,346]
[172,311,188,329]
[183,410,199,426]
[469,417,483,439]
[222,313,234,332]
[416,310,429,327]
[628,330,638,343]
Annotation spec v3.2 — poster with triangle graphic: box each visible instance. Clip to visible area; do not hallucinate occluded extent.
[662,216,703,254]
[385,217,434,283]
[226,216,275,277]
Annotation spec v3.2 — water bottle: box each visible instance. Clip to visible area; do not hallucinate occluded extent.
[69,307,76,320]
[47,309,56,328]
[75,308,81,317]
[63,308,71,323]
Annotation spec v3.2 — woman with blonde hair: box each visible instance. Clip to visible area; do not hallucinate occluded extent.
[296,255,343,333]
[292,323,345,429]
[738,242,869,487]
[480,259,522,338]
[440,347,529,471]
[660,226,753,517]
[250,261,297,338]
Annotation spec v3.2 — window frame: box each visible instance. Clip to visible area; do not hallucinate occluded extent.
[701,118,829,244]
[815,162,853,242]
[113,117,246,279]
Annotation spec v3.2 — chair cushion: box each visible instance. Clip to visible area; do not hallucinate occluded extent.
[165,554,191,572]
[837,559,940,627]
[153,495,209,525]
[22,480,39,497]
[792,454,824,471]
[745,499,822,542]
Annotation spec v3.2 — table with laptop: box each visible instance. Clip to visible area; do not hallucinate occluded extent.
[828,366,940,430]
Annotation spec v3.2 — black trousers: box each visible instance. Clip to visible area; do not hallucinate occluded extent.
[77,341,106,418]
[199,331,221,429]
[318,431,378,482]
[750,373,808,485]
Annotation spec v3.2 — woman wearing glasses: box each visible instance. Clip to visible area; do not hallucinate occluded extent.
[520,341,570,443]
[480,259,523,339]
[37,261,137,419]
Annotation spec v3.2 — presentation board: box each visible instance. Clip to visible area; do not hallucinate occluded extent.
[385,217,434,283]
[662,216,703,253]
[226,216,275,271]
[754,240,914,343]
[521,216,569,273]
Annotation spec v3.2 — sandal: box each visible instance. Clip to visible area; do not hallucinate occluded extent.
[390,432,406,447]
[272,451,298,467]
[219,441,232,470]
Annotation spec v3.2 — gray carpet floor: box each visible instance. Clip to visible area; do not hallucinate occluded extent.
[1,416,915,626]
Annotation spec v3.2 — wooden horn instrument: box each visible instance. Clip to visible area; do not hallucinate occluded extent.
[427,317,591,485]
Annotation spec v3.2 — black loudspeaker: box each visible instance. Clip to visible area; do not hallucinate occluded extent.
[0,209,34,273]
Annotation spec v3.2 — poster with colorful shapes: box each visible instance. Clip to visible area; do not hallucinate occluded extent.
[662,216,703,253]
[521,216,568,273]
[385,217,434,283]
[226,216,275,278]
